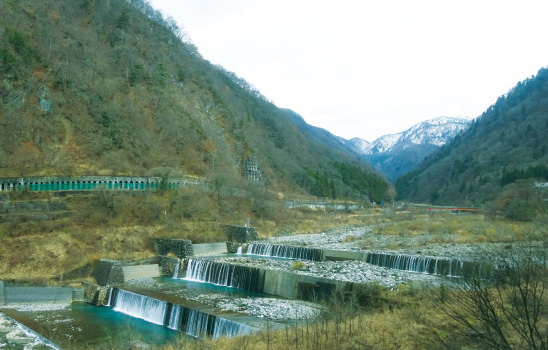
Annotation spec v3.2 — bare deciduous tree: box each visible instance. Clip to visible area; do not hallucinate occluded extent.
[439,222,548,350]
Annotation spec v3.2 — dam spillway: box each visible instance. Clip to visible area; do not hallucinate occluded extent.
[183,259,266,292]
[111,289,168,326]
[3,235,482,346]
[240,242,470,277]
[245,243,324,261]
[109,288,254,339]
[365,252,466,276]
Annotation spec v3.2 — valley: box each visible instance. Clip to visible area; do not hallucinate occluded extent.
[1,202,545,349]
[0,0,547,349]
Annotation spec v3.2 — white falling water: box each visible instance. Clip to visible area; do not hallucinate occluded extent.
[185,309,211,338]
[167,305,182,330]
[366,253,464,276]
[184,259,231,286]
[173,261,181,279]
[106,288,114,307]
[212,317,254,339]
[236,246,243,255]
[183,258,264,292]
[112,289,168,325]
[246,243,321,261]
[367,253,434,274]
[448,260,464,277]
[109,288,254,339]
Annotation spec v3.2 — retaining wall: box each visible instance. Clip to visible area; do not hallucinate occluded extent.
[261,269,351,300]
[226,242,241,254]
[322,249,368,262]
[122,264,160,281]
[3,286,73,304]
[93,259,165,285]
[193,243,227,256]
[72,287,85,302]
[153,239,194,258]
[92,259,125,286]
[84,283,111,306]
[0,280,84,305]
[158,256,180,277]
[0,281,5,305]
[221,224,259,243]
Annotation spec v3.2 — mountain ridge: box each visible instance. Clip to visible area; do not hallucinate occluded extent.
[396,67,548,209]
[339,117,472,180]
[0,0,391,203]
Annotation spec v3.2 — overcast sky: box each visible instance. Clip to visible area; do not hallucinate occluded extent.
[148,0,548,141]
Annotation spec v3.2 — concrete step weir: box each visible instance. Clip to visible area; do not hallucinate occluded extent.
[235,243,474,277]
[365,252,471,276]
[245,243,324,261]
[109,287,259,339]
[237,243,370,262]
[179,257,355,300]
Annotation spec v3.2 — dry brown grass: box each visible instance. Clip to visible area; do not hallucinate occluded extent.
[369,211,534,244]
[0,198,535,281]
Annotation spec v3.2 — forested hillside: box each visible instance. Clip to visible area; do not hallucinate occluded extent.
[396,67,548,214]
[0,0,390,202]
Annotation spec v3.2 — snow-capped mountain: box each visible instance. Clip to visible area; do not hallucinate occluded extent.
[344,117,472,180]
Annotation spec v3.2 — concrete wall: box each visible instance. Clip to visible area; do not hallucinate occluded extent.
[92,260,164,285]
[322,249,368,262]
[122,264,160,281]
[4,287,73,304]
[193,243,228,256]
[72,287,85,302]
[0,280,83,305]
[261,270,351,300]
[0,281,5,305]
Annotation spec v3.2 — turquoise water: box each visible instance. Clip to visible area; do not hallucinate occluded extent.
[159,276,269,297]
[18,302,185,348]
[15,277,271,347]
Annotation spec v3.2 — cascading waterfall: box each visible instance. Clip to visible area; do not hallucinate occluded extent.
[236,246,243,255]
[173,261,181,278]
[246,243,324,261]
[183,258,266,292]
[167,305,182,330]
[112,289,168,325]
[448,259,465,277]
[109,288,254,338]
[106,287,114,307]
[183,309,253,338]
[212,317,254,339]
[185,309,212,338]
[366,253,465,276]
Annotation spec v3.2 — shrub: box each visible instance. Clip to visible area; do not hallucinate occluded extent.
[291,260,306,270]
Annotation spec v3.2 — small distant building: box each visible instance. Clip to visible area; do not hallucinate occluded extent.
[242,158,261,181]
